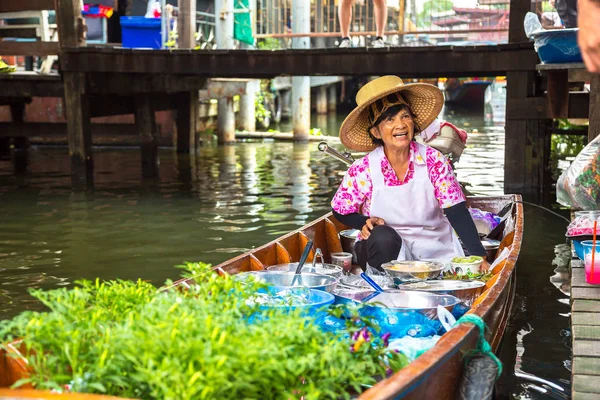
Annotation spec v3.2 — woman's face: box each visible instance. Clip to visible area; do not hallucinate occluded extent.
[370,108,415,152]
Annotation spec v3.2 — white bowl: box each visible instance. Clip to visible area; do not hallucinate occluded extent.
[450,256,484,274]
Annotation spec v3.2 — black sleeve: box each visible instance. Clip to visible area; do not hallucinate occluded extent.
[444,201,487,257]
[332,210,369,231]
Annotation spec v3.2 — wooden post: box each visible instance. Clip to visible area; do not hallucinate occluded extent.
[508,0,529,43]
[54,0,86,47]
[63,72,93,190]
[589,74,600,142]
[135,96,159,178]
[9,103,28,173]
[176,91,199,154]
[178,0,196,48]
[56,0,91,189]
[547,70,569,118]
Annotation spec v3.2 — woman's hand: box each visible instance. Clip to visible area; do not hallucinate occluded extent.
[360,217,386,239]
[480,259,492,272]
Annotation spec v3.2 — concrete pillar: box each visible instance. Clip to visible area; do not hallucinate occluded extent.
[291,0,311,140]
[281,90,292,120]
[328,84,337,113]
[218,97,236,144]
[316,86,327,114]
[216,0,235,143]
[215,0,235,49]
[239,80,259,132]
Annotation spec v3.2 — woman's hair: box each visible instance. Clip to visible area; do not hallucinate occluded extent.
[367,103,421,147]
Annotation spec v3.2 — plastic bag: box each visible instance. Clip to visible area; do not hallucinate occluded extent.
[469,208,501,235]
[557,134,600,210]
[524,12,544,39]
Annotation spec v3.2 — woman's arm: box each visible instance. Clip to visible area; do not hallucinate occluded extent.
[445,202,486,257]
[332,210,369,231]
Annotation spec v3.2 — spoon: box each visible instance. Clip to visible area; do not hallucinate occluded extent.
[291,240,313,286]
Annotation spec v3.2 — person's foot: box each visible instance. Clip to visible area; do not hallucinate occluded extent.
[338,37,351,48]
[371,37,385,48]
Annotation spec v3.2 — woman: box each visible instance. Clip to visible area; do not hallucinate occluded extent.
[331,75,489,271]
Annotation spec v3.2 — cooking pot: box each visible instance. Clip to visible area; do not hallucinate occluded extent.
[340,229,359,264]
[481,238,501,261]
[396,279,485,306]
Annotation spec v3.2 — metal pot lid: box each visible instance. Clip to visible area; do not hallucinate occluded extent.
[396,280,486,291]
[480,238,501,250]
[340,229,360,239]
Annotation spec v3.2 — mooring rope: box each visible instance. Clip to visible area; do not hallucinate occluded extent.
[455,314,503,378]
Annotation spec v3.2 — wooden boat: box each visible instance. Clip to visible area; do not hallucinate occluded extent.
[0,194,523,399]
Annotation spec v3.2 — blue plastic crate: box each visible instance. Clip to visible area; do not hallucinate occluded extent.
[532,28,582,63]
[120,16,162,49]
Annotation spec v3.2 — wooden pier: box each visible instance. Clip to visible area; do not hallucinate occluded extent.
[0,0,598,199]
[571,259,600,399]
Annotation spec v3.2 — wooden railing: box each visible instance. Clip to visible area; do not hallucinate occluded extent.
[0,0,85,68]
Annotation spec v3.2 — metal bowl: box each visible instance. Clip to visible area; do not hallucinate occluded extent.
[396,279,485,306]
[381,260,445,283]
[235,271,339,292]
[481,238,501,261]
[267,263,344,279]
[339,274,395,290]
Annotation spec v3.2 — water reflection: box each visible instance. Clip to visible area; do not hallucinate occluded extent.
[0,88,573,399]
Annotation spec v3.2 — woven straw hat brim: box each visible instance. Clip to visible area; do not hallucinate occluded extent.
[339,82,444,152]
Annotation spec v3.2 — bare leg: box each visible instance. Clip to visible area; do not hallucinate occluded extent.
[338,0,355,38]
[372,0,387,38]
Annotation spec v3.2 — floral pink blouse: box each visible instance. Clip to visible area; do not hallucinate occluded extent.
[331,141,465,216]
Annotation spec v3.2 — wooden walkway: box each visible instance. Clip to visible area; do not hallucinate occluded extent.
[571,260,600,399]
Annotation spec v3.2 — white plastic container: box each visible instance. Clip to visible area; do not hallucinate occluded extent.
[450,256,484,274]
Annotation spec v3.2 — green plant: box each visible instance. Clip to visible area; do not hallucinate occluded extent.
[256,38,281,50]
[0,263,407,399]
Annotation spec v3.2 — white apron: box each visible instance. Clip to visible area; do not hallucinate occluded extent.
[369,145,464,263]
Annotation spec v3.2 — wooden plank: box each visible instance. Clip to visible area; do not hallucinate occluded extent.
[570,68,593,83]
[589,74,600,142]
[573,357,600,376]
[86,73,206,95]
[573,267,600,288]
[573,391,600,400]
[537,62,587,70]
[573,287,600,300]
[572,324,600,339]
[574,341,600,357]
[574,300,600,313]
[54,0,85,48]
[573,374,600,394]
[505,93,590,120]
[0,28,38,39]
[0,0,55,12]
[58,45,538,78]
[0,41,58,56]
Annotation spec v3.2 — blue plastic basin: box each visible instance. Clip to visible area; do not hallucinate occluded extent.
[532,28,582,63]
[120,16,162,49]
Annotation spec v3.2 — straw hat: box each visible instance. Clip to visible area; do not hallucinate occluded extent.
[339,76,444,152]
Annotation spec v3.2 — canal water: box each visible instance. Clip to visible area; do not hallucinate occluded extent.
[0,88,572,399]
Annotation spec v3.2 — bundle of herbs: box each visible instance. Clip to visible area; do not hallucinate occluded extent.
[0,262,407,400]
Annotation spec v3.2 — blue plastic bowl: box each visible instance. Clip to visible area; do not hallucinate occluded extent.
[532,28,582,63]
[574,240,585,260]
[258,288,335,316]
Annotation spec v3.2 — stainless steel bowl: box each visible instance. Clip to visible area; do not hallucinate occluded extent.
[340,229,359,264]
[339,274,395,290]
[381,260,445,283]
[267,263,344,279]
[235,271,339,292]
[481,238,501,261]
[396,279,485,306]
[361,290,461,310]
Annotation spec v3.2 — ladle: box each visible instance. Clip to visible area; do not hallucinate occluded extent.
[291,240,313,286]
